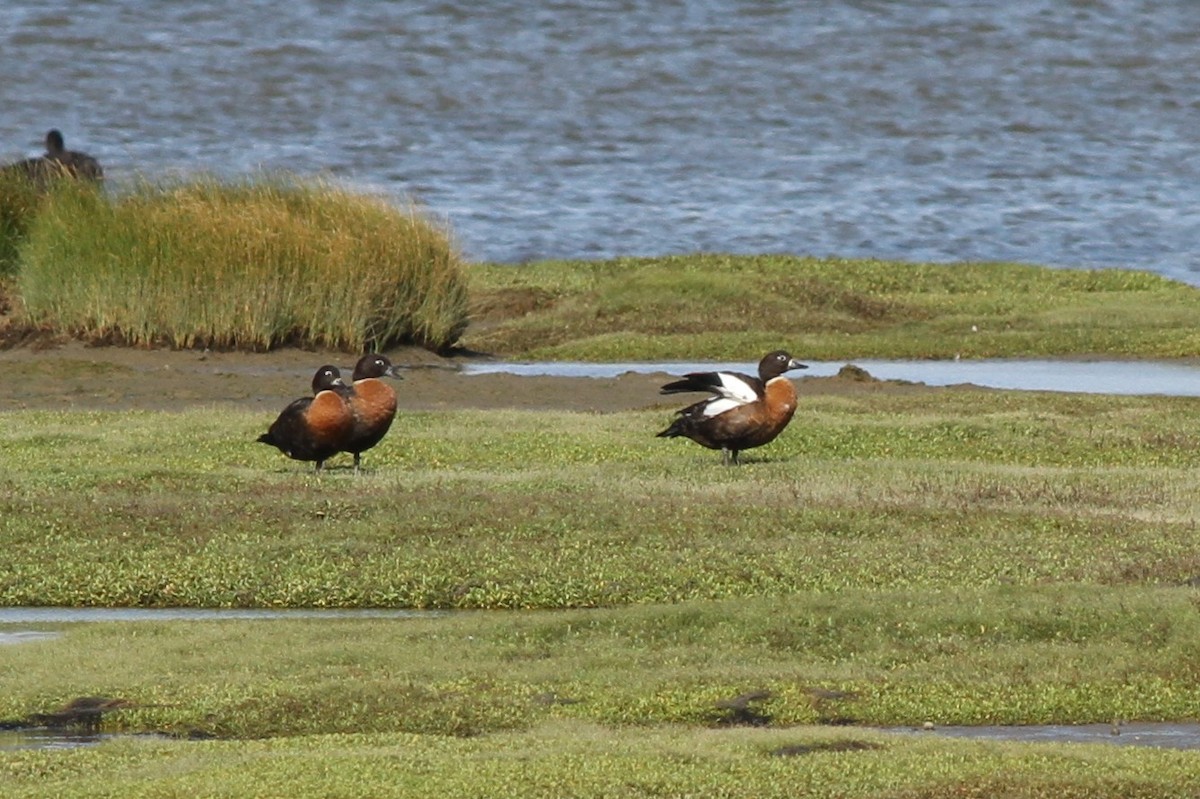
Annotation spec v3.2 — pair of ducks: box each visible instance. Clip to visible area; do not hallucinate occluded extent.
[262,349,806,472]
[257,353,400,473]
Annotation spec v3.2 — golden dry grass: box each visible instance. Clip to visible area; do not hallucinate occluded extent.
[15,176,469,351]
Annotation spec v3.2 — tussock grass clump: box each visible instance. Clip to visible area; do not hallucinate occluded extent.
[16,176,468,351]
[0,169,50,276]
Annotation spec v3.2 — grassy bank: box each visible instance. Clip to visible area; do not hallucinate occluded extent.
[6,252,1200,794]
[3,588,1200,739]
[465,254,1200,360]
[3,386,1200,739]
[10,176,468,351]
[9,206,1200,361]
[4,385,1200,792]
[4,389,1200,609]
[7,722,1198,799]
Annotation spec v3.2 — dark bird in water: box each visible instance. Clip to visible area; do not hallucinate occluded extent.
[4,129,103,185]
[657,350,807,465]
[343,353,402,472]
[257,365,355,473]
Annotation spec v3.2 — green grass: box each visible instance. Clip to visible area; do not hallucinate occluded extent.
[5,387,1200,794]
[465,254,1200,360]
[6,723,1198,799]
[4,391,1200,608]
[4,391,1200,728]
[13,176,468,351]
[4,588,1200,739]
[3,592,1200,796]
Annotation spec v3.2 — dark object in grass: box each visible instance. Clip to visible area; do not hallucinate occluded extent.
[25,696,132,732]
[343,353,402,473]
[713,689,773,727]
[805,686,861,725]
[257,365,355,473]
[3,129,103,186]
[657,350,807,465]
[770,740,884,757]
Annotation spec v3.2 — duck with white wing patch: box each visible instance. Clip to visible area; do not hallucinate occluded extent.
[656,350,807,465]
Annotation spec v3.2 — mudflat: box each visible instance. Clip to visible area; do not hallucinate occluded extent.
[0,342,916,415]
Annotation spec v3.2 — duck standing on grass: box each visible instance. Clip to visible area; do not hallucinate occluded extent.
[657,350,807,465]
[343,353,402,473]
[257,365,355,473]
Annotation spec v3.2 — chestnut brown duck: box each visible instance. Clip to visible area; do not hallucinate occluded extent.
[657,350,807,465]
[257,365,354,473]
[343,353,402,472]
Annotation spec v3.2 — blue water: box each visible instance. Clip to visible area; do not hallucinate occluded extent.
[0,607,428,624]
[891,723,1200,750]
[2,1,1198,279]
[463,359,1200,397]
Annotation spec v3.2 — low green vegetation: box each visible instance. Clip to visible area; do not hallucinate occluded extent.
[4,391,1200,609]
[3,588,1200,739]
[3,390,1200,753]
[11,176,468,351]
[5,254,1200,794]
[466,254,1200,360]
[6,723,1198,799]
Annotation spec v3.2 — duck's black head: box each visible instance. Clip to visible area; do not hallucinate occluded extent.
[44,129,65,155]
[310,364,346,393]
[757,350,807,381]
[353,353,401,381]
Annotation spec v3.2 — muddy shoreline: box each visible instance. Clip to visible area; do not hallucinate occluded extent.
[0,342,916,414]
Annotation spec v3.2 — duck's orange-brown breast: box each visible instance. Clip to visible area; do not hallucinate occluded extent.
[760,376,799,436]
[306,391,354,446]
[352,379,398,428]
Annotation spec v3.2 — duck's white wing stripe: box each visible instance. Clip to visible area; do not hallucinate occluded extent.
[702,397,744,418]
[713,372,758,403]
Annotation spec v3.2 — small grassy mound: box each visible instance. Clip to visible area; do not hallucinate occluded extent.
[15,176,468,352]
[466,254,1200,360]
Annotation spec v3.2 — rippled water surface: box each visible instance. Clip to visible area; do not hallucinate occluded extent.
[2,1,1197,278]
[0,729,116,752]
[465,359,1200,396]
[892,723,1200,750]
[0,607,428,623]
